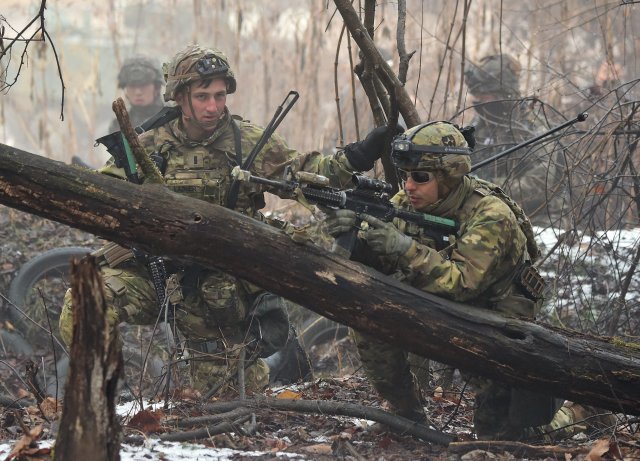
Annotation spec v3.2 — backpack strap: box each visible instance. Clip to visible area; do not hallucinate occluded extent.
[225,116,244,209]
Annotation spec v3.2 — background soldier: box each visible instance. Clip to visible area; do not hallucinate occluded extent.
[59,44,387,397]
[108,55,166,134]
[465,54,565,227]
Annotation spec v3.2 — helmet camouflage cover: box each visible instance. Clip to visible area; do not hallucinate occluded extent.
[392,121,472,181]
[118,55,164,88]
[163,44,237,102]
[465,53,521,98]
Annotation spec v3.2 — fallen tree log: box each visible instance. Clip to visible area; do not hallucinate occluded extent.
[0,142,639,415]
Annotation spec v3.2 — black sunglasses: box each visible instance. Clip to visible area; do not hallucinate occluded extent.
[397,169,434,184]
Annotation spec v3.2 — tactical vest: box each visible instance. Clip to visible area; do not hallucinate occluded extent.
[396,181,543,318]
[149,118,263,215]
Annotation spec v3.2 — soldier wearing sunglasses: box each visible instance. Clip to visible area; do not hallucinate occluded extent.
[325,121,572,440]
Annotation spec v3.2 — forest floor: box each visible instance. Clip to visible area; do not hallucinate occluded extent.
[0,205,638,460]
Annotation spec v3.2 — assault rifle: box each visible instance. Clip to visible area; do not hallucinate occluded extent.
[232,166,458,254]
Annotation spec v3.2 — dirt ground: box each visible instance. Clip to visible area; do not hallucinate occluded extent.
[0,205,638,460]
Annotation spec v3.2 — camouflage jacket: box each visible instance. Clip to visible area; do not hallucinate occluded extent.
[102,107,355,215]
[356,176,537,316]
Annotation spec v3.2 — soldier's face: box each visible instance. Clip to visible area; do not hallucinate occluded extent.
[402,169,439,210]
[177,78,227,128]
[124,83,157,107]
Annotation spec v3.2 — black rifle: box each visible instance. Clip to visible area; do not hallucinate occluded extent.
[470,112,589,172]
[232,167,458,253]
[95,105,182,183]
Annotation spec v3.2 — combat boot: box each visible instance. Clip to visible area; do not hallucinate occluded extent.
[387,377,430,426]
[528,401,617,441]
[368,378,430,434]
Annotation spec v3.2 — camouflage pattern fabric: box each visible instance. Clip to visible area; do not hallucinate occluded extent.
[350,175,558,439]
[118,55,164,89]
[350,329,427,423]
[59,263,269,393]
[66,104,359,396]
[163,45,237,101]
[525,401,617,442]
[373,176,533,306]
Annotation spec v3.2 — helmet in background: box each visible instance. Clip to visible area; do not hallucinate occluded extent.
[117,55,164,88]
[465,54,521,98]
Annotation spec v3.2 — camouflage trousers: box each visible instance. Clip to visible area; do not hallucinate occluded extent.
[59,263,269,395]
[351,330,427,423]
[353,330,562,439]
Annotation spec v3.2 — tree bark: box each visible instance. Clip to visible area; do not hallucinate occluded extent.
[333,0,422,128]
[54,255,122,460]
[1,142,639,415]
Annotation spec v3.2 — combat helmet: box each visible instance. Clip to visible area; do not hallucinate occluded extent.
[163,45,237,102]
[392,121,472,186]
[117,55,164,88]
[465,54,521,98]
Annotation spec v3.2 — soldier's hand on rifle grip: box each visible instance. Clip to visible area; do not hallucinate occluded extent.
[324,209,362,257]
[361,214,413,257]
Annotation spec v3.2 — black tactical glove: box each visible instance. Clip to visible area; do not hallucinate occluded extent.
[246,292,290,358]
[344,124,404,171]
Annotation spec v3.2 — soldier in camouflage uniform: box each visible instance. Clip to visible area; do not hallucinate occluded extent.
[59,44,386,396]
[108,55,166,133]
[325,121,565,439]
[465,54,565,227]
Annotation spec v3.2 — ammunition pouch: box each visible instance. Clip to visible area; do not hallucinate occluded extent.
[515,263,545,301]
[92,241,135,268]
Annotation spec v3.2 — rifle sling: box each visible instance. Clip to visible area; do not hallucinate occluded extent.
[225,116,244,209]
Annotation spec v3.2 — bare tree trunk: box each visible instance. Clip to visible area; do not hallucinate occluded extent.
[54,256,123,460]
[1,143,640,415]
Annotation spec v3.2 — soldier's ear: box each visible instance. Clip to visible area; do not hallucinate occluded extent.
[174,90,185,106]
